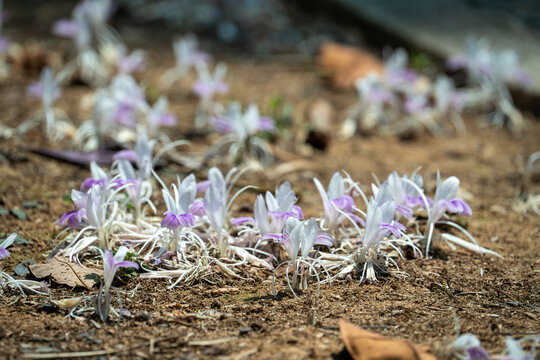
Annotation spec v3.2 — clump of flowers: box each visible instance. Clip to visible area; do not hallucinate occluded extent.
[208,102,274,164]
[193,62,229,129]
[74,74,177,150]
[160,34,210,88]
[447,38,529,130]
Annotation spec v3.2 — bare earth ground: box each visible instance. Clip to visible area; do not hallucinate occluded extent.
[0,16,539,360]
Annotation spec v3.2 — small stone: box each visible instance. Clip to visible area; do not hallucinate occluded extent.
[10,209,27,221]
[14,263,30,277]
[22,202,39,209]
[15,237,30,245]
[239,327,252,336]
[135,310,151,322]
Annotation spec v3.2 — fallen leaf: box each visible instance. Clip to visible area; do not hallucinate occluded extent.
[339,320,437,360]
[317,42,384,89]
[49,297,83,310]
[29,255,103,289]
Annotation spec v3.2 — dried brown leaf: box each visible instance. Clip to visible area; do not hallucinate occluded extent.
[29,255,103,290]
[339,320,437,360]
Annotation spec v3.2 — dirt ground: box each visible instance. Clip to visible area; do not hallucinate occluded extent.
[1,3,540,360]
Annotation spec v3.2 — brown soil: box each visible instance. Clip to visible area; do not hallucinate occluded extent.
[0,7,539,360]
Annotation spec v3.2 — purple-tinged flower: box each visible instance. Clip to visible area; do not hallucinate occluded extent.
[52,19,80,38]
[118,50,144,74]
[211,102,275,141]
[0,233,17,259]
[192,63,229,100]
[467,346,491,360]
[114,101,137,128]
[99,246,138,292]
[314,172,364,235]
[27,67,61,110]
[383,48,418,88]
[447,55,468,71]
[241,182,303,236]
[362,200,402,249]
[172,34,210,74]
[373,172,428,219]
[196,180,210,194]
[113,133,155,180]
[52,5,92,51]
[114,159,142,206]
[430,172,472,223]
[147,97,176,128]
[189,199,205,217]
[404,94,429,114]
[85,185,106,229]
[80,161,108,192]
[204,179,227,235]
[353,199,406,282]
[356,74,395,105]
[59,209,86,229]
[449,334,490,360]
[161,174,197,230]
[272,218,333,264]
[434,75,465,114]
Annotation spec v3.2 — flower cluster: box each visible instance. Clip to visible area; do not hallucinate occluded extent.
[447,38,529,130]
[343,48,466,137]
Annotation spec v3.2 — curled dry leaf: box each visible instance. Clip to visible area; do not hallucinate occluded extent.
[339,320,437,360]
[317,42,384,89]
[49,297,83,310]
[29,255,103,290]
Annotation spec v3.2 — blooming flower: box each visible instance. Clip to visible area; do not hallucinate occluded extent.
[161,174,197,230]
[448,334,490,360]
[204,179,227,236]
[52,6,92,51]
[373,172,429,219]
[147,97,176,129]
[192,63,229,100]
[172,34,210,75]
[362,199,404,249]
[272,217,333,263]
[429,172,472,223]
[114,159,142,206]
[26,68,62,106]
[211,102,274,141]
[356,74,395,105]
[109,74,147,128]
[58,189,89,229]
[118,49,144,74]
[113,133,155,180]
[99,246,138,292]
[0,233,17,259]
[314,172,364,234]
[434,75,465,114]
[81,161,109,192]
[383,48,418,89]
[233,182,303,237]
[447,38,530,88]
